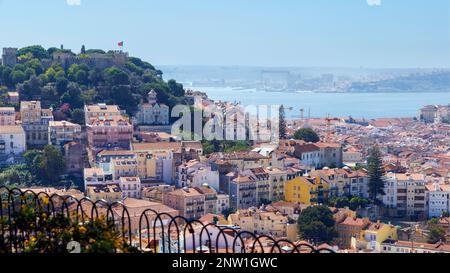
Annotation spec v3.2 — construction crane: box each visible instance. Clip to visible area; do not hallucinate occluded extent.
[325,115,340,143]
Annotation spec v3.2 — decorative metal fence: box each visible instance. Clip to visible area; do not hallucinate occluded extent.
[0,187,335,254]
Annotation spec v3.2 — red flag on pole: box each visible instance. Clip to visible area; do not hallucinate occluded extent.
[118,41,124,47]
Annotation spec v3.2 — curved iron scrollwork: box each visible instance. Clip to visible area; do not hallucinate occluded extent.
[0,187,335,254]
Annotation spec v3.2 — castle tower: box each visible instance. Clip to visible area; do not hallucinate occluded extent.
[2,48,18,67]
[148,89,157,104]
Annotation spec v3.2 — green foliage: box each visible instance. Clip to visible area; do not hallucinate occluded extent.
[104,66,129,86]
[0,165,35,187]
[427,220,446,244]
[22,146,66,185]
[18,76,42,99]
[367,146,386,203]
[279,105,287,140]
[297,205,337,244]
[328,196,370,211]
[202,140,251,155]
[85,49,106,54]
[293,128,320,143]
[11,70,27,85]
[38,146,66,183]
[60,83,83,109]
[1,45,186,122]
[17,45,50,60]
[168,79,185,97]
[70,108,85,125]
[0,204,138,253]
[24,58,44,75]
[1,66,13,87]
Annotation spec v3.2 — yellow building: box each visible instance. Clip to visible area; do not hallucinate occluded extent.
[351,221,398,251]
[86,184,122,203]
[284,176,330,206]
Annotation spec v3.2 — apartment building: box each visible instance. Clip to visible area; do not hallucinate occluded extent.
[0,125,26,155]
[86,115,133,151]
[229,175,258,210]
[195,185,218,215]
[83,167,111,189]
[177,160,220,190]
[294,142,343,169]
[20,101,54,147]
[111,158,138,180]
[84,103,122,124]
[0,107,16,126]
[86,184,122,203]
[208,151,271,171]
[384,173,427,219]
[48,120,82,147]
[284,176,330,206]
[7,92,19,104]
[336,216,371,248]
[162,188,206,220]
[228,208,290,237]
[426,182,450,218]
[311,167,369,198]
[119,177,142,199]
[265,167,288,202]
[216,194,230,214]
[351,221,398,252]
[381,240,450,253]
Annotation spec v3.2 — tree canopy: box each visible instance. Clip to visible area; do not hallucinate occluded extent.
[293,128,320,143]
[297,205,337,244]
[367,146,386,203]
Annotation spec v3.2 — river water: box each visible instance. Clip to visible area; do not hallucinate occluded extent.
[194,86,450,119]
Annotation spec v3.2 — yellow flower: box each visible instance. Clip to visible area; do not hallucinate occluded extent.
[79,226,87,234]
[89,238,96,244]
[31,236,37,243]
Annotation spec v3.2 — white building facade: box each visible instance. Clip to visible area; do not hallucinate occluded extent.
[0,126,26,155]
[426,183,450,218]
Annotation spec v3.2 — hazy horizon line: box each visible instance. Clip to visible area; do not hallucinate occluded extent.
[155,64,450,71]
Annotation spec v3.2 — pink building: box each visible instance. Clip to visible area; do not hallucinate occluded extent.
[87,115,133,151]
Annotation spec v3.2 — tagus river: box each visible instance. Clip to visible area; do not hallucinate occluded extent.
[195,87,450,119]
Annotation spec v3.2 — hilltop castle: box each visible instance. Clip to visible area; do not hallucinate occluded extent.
[1,46,129,70]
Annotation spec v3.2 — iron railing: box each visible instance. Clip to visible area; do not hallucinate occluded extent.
[0,187,335,254]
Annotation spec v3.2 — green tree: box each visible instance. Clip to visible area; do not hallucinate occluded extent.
[427,220,446,244]
[56,77,69,95]
[279,105,287,140]
[24,58,44,75]
[293,128,320,143]
[297,205,337,244]
[0,165,35,187]
[168,79,185,97]
[348,196,370,211]
[367,146,386,203]
[17,45,50,60]
[1,66,13,87]
[38,145,66,184]
[70,108,85,125]
[104,66,129,86]
[19,76,42,99]
[75,70,88,85]
[11,70,27,85]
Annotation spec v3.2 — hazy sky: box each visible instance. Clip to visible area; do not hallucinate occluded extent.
[0,0,449,68]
